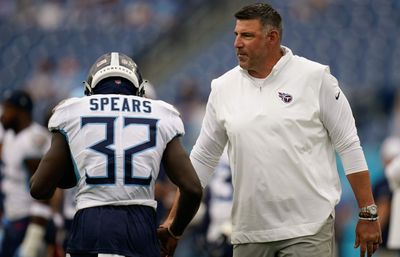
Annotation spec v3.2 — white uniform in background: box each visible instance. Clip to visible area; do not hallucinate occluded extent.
[191,46,368,244]
[1,123,50,221]
[385,154,400,249]
[207,150,233,243]
[1,123,51,257]
[0,122,3,142]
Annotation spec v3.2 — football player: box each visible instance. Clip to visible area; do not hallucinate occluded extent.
[30,52,202,257]
[0,90,52,257]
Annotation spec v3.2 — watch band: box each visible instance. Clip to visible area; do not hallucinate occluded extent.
[358,216,379,221]
[359,204,378,221]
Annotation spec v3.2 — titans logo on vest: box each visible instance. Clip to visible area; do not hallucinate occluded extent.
[278,92,293,103]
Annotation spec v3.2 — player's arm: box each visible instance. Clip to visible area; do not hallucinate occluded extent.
[158,136,202,256]
[161,83,227,226]
[30,131,75,200]
[22,133,66,257]
[23,157,52,223]
[24,151,53,225]
[161,136,202,236]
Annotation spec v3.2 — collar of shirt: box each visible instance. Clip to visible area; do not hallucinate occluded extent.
[239,45,293,86]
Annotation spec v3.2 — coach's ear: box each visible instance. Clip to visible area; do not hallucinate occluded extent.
[265,28,281,47]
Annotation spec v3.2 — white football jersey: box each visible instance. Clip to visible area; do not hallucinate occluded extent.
[48,94,184,211]
[1,123,51,220]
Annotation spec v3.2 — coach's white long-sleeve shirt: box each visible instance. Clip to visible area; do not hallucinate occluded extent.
[190,46,368,244]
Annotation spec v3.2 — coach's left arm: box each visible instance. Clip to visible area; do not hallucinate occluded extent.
[347,170,382,257]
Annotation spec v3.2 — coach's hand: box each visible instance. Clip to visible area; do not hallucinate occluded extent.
[157,226,179,257]
[354,220,382,257]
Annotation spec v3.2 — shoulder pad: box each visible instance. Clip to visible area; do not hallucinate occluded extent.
[154,100,181,116]
[52,97,81,114]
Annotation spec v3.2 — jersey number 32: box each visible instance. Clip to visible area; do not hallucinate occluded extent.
[81,116,157,186]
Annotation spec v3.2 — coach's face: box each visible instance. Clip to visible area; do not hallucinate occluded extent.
[234,19,270,77]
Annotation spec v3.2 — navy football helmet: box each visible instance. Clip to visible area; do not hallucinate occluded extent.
[84,52,146,96]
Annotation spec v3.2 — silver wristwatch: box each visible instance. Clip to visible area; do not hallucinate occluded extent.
[359,204,378,221]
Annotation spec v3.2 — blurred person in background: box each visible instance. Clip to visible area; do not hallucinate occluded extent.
[29,52,202,257]
[0,116,4,221]
[61,188,77,254]
[44,187,77,257]
[0,112,3,141]
[374,137,400,257]
[385,145,400,255]
[0,90,53,257]
[163,3,381,257]
[388,92,400,138]
[203,149,233,257]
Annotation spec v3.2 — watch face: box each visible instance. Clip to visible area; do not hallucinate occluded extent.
[368,205,378,215]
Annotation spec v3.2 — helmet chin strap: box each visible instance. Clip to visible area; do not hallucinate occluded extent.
[138,80,148,97]
[83,81,93,96]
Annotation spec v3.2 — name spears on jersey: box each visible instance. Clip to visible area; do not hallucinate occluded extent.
[89,96,152,113]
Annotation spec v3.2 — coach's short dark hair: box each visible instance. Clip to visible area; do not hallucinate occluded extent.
[234,3,282,36]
